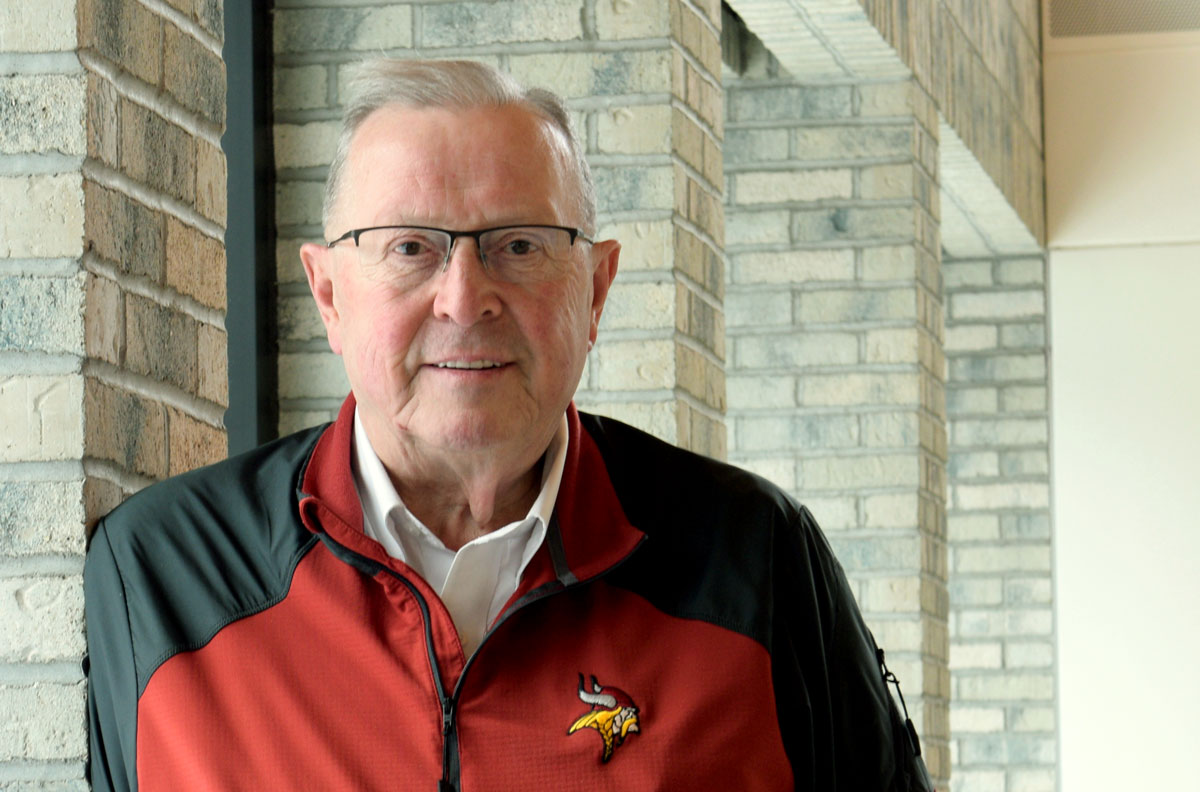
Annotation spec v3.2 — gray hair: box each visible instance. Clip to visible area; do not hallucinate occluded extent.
[323,59,596,236]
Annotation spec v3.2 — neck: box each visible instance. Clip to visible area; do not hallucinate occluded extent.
[359,410,555,551]
[392,458,543,551]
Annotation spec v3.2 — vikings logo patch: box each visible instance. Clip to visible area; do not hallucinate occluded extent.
[567,673,641,763]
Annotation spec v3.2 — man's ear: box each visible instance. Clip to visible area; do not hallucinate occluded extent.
[587,239,620,345]
[300,242,343,355]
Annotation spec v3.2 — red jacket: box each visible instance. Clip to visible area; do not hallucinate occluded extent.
[85,397,931,791]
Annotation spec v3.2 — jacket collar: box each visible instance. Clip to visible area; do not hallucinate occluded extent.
[298,394,645,587]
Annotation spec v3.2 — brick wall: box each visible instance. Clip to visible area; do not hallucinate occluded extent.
[0,0,227,784]
[0,4,90,784]
[944,255,1054,792]
[857,0,1044,245]
[272,0,727,458]
[723,34,950,782]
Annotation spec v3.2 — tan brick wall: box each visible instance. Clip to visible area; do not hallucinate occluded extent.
[0,0,227,783]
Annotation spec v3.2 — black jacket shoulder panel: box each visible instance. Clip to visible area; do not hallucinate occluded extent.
[86,424,327,696]
[579,412,824,649]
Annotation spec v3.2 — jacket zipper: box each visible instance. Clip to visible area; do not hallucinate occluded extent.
[314,525,645,792]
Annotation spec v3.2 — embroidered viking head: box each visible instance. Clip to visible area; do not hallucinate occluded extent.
[567,673,640,763]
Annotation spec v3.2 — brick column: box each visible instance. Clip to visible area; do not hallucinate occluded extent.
[0,1,227,783]
[943,254,1054,792]
[723,43,949,781]
[272,0,727,458]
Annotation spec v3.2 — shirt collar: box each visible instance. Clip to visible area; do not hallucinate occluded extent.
[351,409,568,571]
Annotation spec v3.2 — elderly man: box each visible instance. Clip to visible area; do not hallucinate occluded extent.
[84,59,932,791]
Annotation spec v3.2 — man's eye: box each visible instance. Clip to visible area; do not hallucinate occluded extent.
[394,240,429,256]
[502,238,537,256]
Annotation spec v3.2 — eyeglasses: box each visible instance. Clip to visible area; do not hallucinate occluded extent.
[326,224,594,285]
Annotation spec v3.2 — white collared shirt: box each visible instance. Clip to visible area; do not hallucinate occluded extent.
[350,409,567,656]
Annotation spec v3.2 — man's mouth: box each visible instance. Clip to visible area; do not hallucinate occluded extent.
[434,360,505,370]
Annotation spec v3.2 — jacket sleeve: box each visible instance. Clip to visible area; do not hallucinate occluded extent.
[84,520,139,792]
[774,506,934,792]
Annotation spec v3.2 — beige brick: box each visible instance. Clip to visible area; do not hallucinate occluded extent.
[421,0,581,46]
[275,237,307,283]
[600,282,675,331]
[676,283,723,356]
[802,373,920,407]
[957,673,1054,701]
[0,682,86,762]
[954,482,1049,510]
[167,407,226,476]
[733,249,854,284]
[858,81,914,117]
[121,100,195,205]
[734,169,852,204]
[675,344,724,409]
[861,245,917,281]
[276,180,325,227]
[596,0,670,38]
[859,163,914,200]
[595,220,673,272]
[598,104,672,156]
[573,398,676,444]
[166,217,225,309]
[278,295,327,343]
[0,0,76,50]
[84,180,165,282]
[125,295,198,392]
[0,480,85,556]
[863,492,919,527]
[0,175,84,258]
[0,577,84,663]
[865,328,920,363]
[951,290,1044,320]
[274,6,413,53]
[0,74,86,156]
[277,352,349,399]
[0,376,84,462]
[668,108,702,172]
[955,545,1050,574]
[725,209,790,247]
[163,22,226,127]
[803,454,919,489]
[84,378,168,479]
[195,139,227,227]
[274,65,329,112]
[862,576,921,612]
[274,122,340,169]
[85,273,123,365]
[197,323,228,407]
[594,339,675,390]
[509,50,672,99]
[78,0,162,86]
[946,325,998,352]
[798,287,916,323]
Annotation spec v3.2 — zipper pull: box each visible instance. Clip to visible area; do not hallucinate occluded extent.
[439,699,456,792]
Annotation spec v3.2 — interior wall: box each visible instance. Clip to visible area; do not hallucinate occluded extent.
[1045,25,1200,792]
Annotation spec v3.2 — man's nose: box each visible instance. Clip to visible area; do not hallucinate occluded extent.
[430,239,502,324]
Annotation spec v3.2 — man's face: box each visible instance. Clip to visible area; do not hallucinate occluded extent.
[302,103,618,465]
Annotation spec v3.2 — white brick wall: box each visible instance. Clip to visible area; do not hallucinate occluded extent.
[944,255,1055,792]
[723,41,950,780]
[0,24,88,784]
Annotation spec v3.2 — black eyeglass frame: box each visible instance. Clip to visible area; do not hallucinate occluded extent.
[326,223,595,267]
